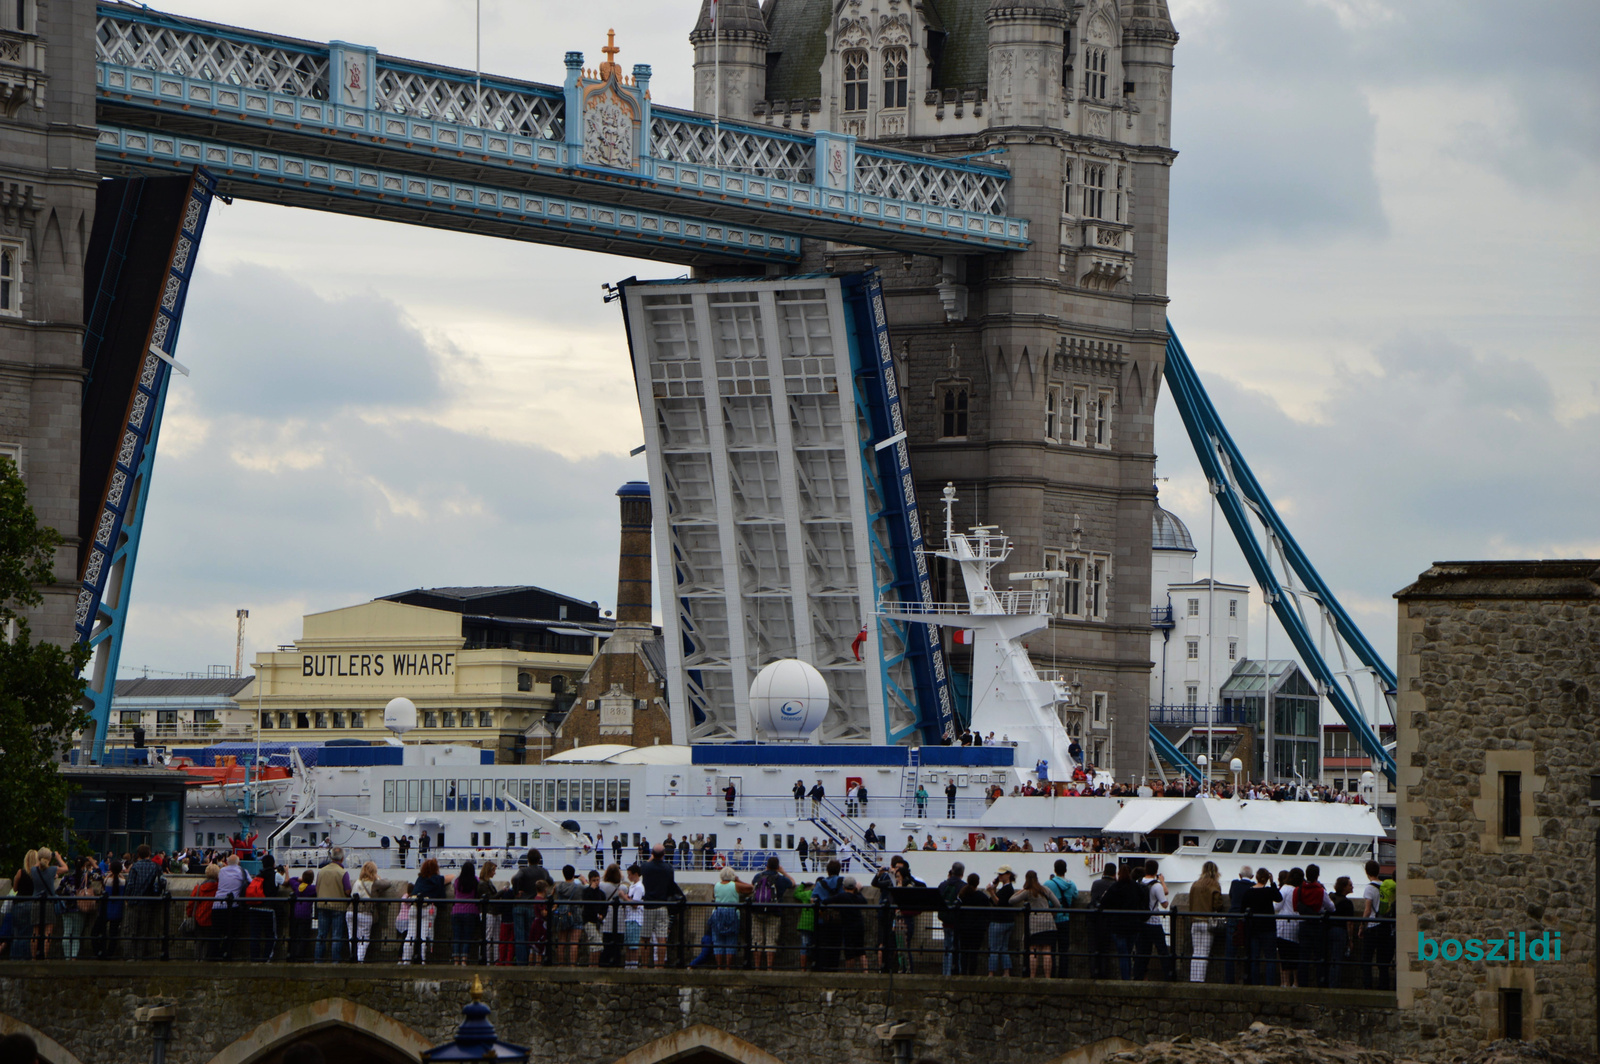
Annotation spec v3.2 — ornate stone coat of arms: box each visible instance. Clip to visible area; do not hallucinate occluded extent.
[581,32,639,171]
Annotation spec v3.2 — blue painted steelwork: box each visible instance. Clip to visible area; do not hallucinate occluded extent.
[77,169,219,763]
[94,4,1028,256]
[842,271,956,744]
[1148,725,1203,783]
[1162,326,1398,783]
[94,125,799,263]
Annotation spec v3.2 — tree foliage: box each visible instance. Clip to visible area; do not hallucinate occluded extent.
[0,457,91,869]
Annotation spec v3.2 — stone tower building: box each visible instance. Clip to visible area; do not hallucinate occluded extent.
[561,481,671,752]
[1394,560,1599,1054]
[692,0,1178,774]
[0,0,100,646]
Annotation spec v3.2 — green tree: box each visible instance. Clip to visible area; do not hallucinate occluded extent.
[0,456,91,870]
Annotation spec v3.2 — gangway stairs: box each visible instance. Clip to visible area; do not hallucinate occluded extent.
[807,797,885,875]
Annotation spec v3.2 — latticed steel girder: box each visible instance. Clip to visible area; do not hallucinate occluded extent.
[94,3,1030,260]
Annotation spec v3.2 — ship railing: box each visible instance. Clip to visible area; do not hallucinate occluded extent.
[882,589,1050,618]
[7,890,1395,987]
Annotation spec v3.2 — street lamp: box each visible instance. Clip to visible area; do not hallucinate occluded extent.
[422,976,529,1062]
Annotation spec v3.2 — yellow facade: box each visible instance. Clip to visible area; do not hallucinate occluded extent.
[242,600,597,761]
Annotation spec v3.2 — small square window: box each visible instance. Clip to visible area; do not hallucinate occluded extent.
[1186,639,1199,660]
[1228,599,1238,618]
[1187,598,1199,617]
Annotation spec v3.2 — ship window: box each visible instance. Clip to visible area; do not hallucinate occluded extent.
[470,832,479,846]
[1211,838,1235,853]
[1281,840,1302,856]
[520,832,529,846]
[1261,839,1282,855]
[1319,841,1338,856]
[759,834,769,848]
[544,780,556,810]
[1181,836,1200,848]
[430,780,441,812]
[470,779,482,811]
[606,779,619,813]
[421,779,434,811]
[557,780,569,812]
[1237,839,1260,854]
[384,780,395,812]
[408,779,420,812]
[618,780,631,812]
[582,780,594,813]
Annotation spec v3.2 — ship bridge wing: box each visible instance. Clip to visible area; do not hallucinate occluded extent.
[1101,798,1192,835]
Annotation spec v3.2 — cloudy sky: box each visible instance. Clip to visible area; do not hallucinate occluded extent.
[117,0,1599,685]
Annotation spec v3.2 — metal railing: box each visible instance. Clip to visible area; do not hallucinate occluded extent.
[1148,704,1257,726]
[0,891,1397,990]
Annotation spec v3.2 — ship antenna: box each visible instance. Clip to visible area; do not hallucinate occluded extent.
[942,482,957,548]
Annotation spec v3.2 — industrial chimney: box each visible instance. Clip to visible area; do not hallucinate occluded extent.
[614,481,652,629]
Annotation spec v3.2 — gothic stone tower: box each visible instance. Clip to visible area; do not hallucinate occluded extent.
[694,0,1178,777]
[0,0,100,646]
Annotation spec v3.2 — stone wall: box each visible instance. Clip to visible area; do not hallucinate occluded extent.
[0,964,1398,1064]
[1394,560,1600,1058]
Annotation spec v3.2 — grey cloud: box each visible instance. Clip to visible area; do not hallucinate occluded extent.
[1361,1,1600,182]
[1154,332,1598,667]
[124,412,644,670]
[1170,1,1387,250]
[178,262,446,416]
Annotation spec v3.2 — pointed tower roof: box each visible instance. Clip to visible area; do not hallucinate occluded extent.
[691,0,769,42]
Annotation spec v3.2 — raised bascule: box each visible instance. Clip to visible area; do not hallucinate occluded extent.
[0,0,1394,782]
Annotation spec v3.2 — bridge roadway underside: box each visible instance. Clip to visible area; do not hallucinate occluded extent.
[0,964,1406,1064]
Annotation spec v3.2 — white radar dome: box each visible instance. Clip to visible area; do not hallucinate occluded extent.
[383,697,417,736]
[749,659,829,739]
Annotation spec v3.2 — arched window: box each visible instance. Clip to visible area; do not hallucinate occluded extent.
[0,244,18,315]
[517,671,533,692]
[1084,47,1108,100]
[843,50,869,112]
[550,674,568,695]
[941,387,968,438]
[881,47,908,109]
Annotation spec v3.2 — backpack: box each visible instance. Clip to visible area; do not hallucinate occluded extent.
[1294,881,1326,916]
[1377,879,1396,917]
[1046,876,1078,921]
[752,872,780,915]
[244,877,266,905]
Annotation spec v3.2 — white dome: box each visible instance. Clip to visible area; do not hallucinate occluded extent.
[383,697,417,735]
[749,659,830,739]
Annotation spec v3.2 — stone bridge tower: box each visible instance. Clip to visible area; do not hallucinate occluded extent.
[694,0,1178,775]
[0,0,100,646]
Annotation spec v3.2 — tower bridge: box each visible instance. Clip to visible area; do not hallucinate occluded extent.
[1,0,1395,781]
[94,3,1028,263]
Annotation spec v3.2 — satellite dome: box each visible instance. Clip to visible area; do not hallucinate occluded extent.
[749,659,829,739]
[383,697,417,736]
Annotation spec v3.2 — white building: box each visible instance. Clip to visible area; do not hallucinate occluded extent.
[1149,502,1250,712]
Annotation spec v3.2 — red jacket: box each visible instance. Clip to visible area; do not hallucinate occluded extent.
[186,880,218,926]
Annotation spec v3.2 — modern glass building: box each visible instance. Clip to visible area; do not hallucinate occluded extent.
[1219,659,1321,783]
